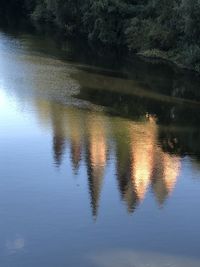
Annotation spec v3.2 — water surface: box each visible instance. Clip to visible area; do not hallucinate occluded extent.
[0,29,200,267]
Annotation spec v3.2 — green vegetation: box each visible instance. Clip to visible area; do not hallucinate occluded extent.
[1,0,200,71]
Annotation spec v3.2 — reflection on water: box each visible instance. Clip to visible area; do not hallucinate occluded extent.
[6,236,25,254]
[35,101,181,215]
[1,28,200,267]
[88,249,200,267]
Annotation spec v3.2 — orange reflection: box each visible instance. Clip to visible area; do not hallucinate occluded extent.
[130,117,157,201]
[33,99,181,216]
[162,153,180,194]
[86,114,108,217]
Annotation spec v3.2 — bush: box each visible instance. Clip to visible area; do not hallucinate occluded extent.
[180,44,200,67]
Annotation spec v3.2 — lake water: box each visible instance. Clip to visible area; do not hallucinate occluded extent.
[0,27,200,267]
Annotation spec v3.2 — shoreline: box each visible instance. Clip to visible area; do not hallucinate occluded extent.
[136,50,200,76]
[0,18,200,76]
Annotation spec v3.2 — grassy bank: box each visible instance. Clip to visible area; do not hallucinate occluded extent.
[137,49,200,73]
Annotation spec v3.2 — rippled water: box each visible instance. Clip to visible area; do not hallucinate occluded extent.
[0,28,200,267]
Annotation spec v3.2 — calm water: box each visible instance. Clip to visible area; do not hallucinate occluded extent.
[0,28,200,267]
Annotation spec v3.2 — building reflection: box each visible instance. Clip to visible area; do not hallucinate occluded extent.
[34,99,181,217]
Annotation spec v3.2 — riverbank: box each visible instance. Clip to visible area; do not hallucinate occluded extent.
[136,49,200,75]
[1,0,200,76]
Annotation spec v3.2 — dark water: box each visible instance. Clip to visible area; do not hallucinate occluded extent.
[1,28,200,267]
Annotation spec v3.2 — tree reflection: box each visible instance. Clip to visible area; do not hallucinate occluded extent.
[34,100,183,217]
[85,114,108,217]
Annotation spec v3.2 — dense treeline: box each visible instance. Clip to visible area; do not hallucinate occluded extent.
[1,0,200,71]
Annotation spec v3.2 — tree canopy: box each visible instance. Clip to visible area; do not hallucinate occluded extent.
[1,0,200,71]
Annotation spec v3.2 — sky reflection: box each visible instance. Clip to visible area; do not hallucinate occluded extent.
[1,29,200,267]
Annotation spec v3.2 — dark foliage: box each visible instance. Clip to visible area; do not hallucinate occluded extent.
[1,0,200,70]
